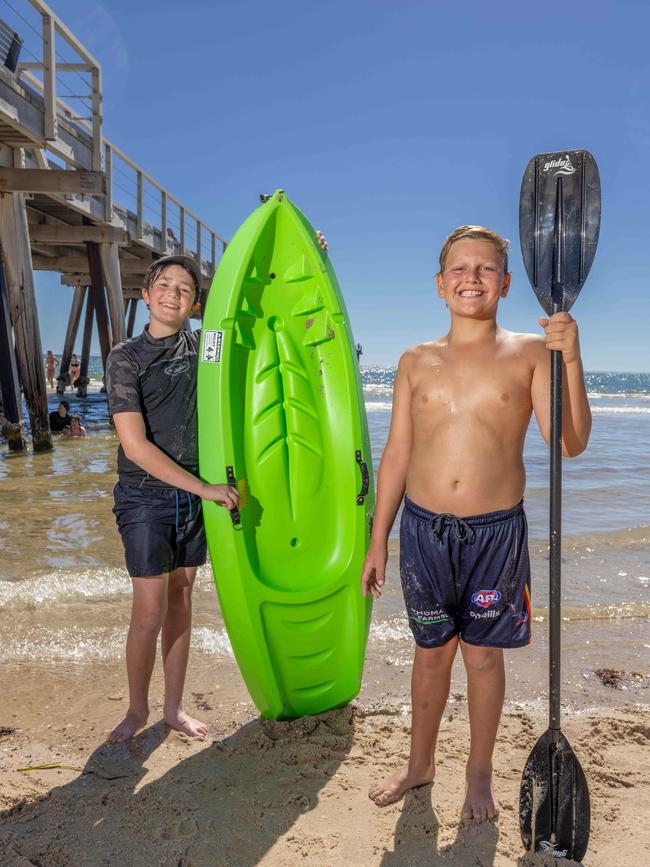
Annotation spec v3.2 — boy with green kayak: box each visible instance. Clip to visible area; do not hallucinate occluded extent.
[105,230,328,743]
[105,255,239,743]
[361,225,591,820]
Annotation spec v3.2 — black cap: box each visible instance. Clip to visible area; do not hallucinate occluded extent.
[144,255,201,294]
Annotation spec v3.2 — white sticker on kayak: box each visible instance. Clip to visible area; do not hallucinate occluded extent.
[202,330,223,363]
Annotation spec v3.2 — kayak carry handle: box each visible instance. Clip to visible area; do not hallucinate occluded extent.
[356,450,369,505]
[226,465,242,528]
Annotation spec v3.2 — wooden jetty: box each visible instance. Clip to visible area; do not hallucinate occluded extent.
[0,0,226,451]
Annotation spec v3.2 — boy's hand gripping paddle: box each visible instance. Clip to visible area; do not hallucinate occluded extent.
[518,150,601,862]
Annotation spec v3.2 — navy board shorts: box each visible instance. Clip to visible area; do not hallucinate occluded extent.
[113,482,207,578]
[399,496,531,649]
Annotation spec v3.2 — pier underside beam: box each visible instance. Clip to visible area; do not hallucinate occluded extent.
[0,192,52,451]
[30,225,128,245]
[32,254,147,274]
[61,276,145,294]
[0,168,106,195]
[0,257,26,450]
[33,255,146,275]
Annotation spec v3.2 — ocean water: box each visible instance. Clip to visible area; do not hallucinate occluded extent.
[42,353,107,384]
[1,366,648,670]
[363,368,650,537]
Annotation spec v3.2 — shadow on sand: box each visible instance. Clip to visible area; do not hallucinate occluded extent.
[377,786,583,866]
[380,786,499,866]
[1,707,354,866]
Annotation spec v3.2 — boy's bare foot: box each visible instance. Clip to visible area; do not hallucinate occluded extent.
[369,763,435,807]
[462,766,499,822]
[108,709,149,743]
[164,709,208,738]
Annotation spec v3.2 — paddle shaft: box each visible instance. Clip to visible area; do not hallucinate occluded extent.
[549,175,565,736]
[549,336,563,736]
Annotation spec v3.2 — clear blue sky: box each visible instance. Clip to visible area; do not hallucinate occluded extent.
[31,0,650,370]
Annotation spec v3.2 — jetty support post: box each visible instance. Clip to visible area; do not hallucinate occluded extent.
[77,289,94,398]
[57,284,86,394]
[126,298,138,338]
[0,192,52,451]
[86,241,112,379]
[99,242,126,347]
[0,256,26,450]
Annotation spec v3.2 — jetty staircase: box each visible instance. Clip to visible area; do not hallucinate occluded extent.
[0,0,227,451]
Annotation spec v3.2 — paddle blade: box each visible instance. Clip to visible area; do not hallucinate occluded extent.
[519,150,601,315]
[519,729,590,861]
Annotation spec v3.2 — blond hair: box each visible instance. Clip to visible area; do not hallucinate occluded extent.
[438,225,509,274]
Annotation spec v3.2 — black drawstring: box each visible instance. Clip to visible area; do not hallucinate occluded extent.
[431,513,473,543]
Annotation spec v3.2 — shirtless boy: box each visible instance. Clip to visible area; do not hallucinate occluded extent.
[361,225,591,820]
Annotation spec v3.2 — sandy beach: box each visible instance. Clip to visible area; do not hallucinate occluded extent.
[1,555,649,866]
[0,653,648,867]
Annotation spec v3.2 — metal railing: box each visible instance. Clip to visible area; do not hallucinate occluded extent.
[3,0,226,274]
[104,140,227,273]
[16,0,102,170]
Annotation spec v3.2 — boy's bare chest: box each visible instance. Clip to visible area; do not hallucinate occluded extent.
[411,353,532,418]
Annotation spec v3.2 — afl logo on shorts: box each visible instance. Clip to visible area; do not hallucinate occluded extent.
[471,589,501,608]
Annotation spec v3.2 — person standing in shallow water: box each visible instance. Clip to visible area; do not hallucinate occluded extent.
[46,351,58,389]
[69,354,81,387]
[361,226,592,820]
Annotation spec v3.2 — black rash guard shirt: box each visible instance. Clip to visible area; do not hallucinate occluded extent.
[49,411,71,432]
[105,326,200,488]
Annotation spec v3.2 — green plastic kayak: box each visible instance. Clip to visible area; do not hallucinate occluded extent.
[198,190,374,720]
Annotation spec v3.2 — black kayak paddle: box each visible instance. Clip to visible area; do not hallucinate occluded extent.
[518,149,601,862]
